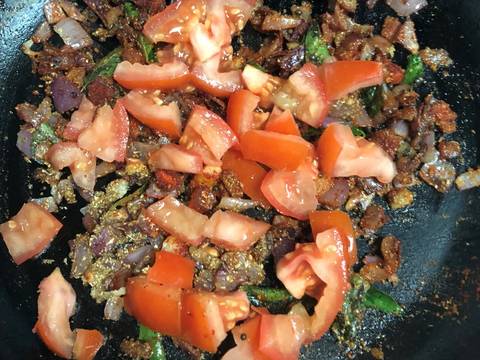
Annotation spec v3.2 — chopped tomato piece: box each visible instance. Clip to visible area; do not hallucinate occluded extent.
[63,96,96,141]
[276,229,348,341]
[316,123,397,183]
[143,0,207,43]
[190,23,222,62]
[222,150,269,206]
[125,277,182,337]
[72,329,104,360]
[47,142,96,191]
[146,195,208,245]
[215,291,250,331]
[148,144,203,174]
[275,63,329,128]
[258,314,306,360]
[265,108,300,136]
[223,0,257,32]
[181,291,227,353]
[242,64,273,95]
[180,126,222,167]
[122,90,182,139]
[318,60,384,101]
[223,316,270,360]
[147,251,195,288]
[113,61,190,90]
[34,268,76,359]
[0,203,62,265]
[261,167,318,221]
[77,102,129,163]
[206,0,231,46]
[227,89,260,138]
[186,106,238,160]
[192,53,242,97]
[241,130,314,171]
[203,210,271,250]
[309,210,357,268]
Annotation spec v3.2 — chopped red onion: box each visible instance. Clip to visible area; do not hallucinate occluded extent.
[16,128,33,158]
[124,245,154,265]
[51,76,82,113]
[386,0,428,17]
[421,132,438,164]
[104,297,124,321]
[59,0,86,22]
[53,18,93,50]
[44,0,66,24]
[391,120,409,138]
[455,168,480,191]
[217,197,258,212]
[32,21,52,43]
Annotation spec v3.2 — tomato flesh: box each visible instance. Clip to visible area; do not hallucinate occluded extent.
[316,123,397,183]
[191,53,242,97]
[222,150,269,206]
[63,96,96,141]
[147,251,195,288]
[227,89,260,139]
[180,126,223,167]
[34,268,76,359]
[146,195,208,245]
[276,229,348,342]
[77,102,129,163]
[181,291,227,352]
[72,329,104,360]
[125,277,183,337]
[47,142,96,191]
[113,61,190,90]
[0,203,62,265]
[203,210,270,250]
[261,168,318,221]
[143,0,207,43]
[309,210,357,268]
[122,90,182,139]
[241,130,314,171]
[148,144,203,174]
[186,105,238,160]
[215,291,250,331]
[318,60,384,101]
[275,63,329,128]
[265,108,300,136]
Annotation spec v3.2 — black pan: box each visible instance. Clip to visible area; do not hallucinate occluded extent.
[0,0,479,359]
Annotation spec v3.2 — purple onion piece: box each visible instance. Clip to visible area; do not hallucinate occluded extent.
[104,297,124,321]
[124,245,154,266]
[53,17,93,49]
[51,76,82,113]
[16,128,33,158]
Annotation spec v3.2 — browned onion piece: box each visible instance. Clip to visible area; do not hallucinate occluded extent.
[53,18,93,49]
[51,76,82,113]
[386,0,428,17]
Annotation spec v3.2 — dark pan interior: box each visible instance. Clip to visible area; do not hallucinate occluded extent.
[0,0,479,359]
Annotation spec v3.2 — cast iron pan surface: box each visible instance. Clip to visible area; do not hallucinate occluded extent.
[0,0,479,359]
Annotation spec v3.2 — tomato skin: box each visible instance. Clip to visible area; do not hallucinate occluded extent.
[203,210,271,250]
[316,123,397,183]
[122,90,182,139]
[265,108,300,136]
[309,210,357,268]
[147,251,195,288]
[34,268,76,359]
[187,106,238,160]
[285,63,330,128]
[261,168,318,221]
[227,89,260,139]
[318,61,384,101]
[191,53,242,97]
[72,329,104,360]
[125,277,183,337]
[0,203,62,265]
[241,130,314,171]
[276,229,348,342]
[143,0,207,43]
[148,144,203,174]
[77,102,129,163]
[146,195,208,245]
[47,142,96,191]
[222,150,269,206]
[113,61,190,90]
[63,96,96,141]
[181,291,227,353]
